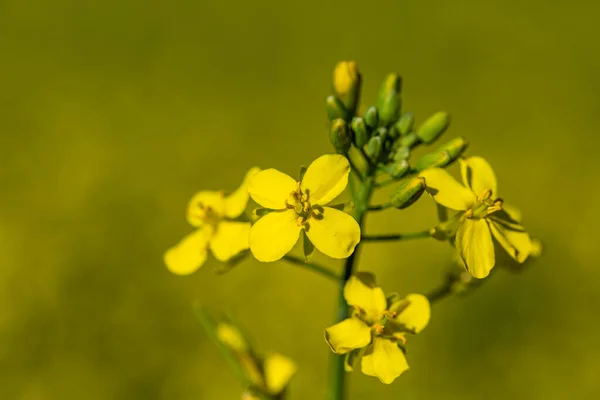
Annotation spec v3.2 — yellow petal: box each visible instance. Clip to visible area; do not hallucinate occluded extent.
[248,169,297,209]
[489,220,532,263]
[249,209,301,262]
[324,318,372,354]
[343,273,387,316]
[223,167,261,218]
[210,221,250,262]
[301,154,350,205]
[164,228,212,275]
[305,207,360,259]
[460,156,498,198]
[361,338,409,384]
[420,168,475,211]
[215,323,248,352]
[502,203,523,223]
[456,218,495,279]
[263,353,297,395]
[392,294,431,334]
[186,191,225,227]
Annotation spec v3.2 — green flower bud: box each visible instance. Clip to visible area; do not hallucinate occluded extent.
[387,125,400,140]
[385,160,410,179]
[330,118,353,154]
[377,73,402,127]
[390,177,426,209]
[333,61,362,115]
[399,132,419,148]
[416,112,451,144]
[413,150,451,172]
[436,136,469,160]
[395,112,414,136]
[350,117,369,147]
[326,95,351,122]
[366,136,382,161]
[363,106,379,130]
[392,146,410,162]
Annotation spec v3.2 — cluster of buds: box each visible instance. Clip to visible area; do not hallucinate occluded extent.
[326,62,469,210]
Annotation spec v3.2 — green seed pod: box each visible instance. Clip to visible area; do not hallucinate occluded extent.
[333,61,362,115]
[364,106,379,130]
[351,117,369,147]
[416,112,451,144]
[413,151,451,172]
[436,136,469,160]
[366,136,382,161]
[326,95,351,122]
[377,73,402,127]
[330,118,353,154]
[395,112,414,136]
[390,177,426,209]
[392,146,410,162]
[385,160,410,179]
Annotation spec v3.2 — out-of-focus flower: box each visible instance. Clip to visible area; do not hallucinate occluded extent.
[324,273,430,384]
[248,154,360,262]
[420,156,534,278]
[164,167,260,275]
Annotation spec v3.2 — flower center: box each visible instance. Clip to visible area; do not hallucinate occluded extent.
[285,182,323,227]
[465,189,503,220]
[194,202,220,227]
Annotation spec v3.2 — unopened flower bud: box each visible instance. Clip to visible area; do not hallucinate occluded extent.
[326,95,351,121]
[385,160,410,179]
[416,112,451,144]
[392,146,410,162]
[350,117,369,147]
[363,106,379,130]
[413,151,451,172]
[377,73,402,127]
[395,112,415,136]
[390,177,426,209]
[330,118,353,154]
[436,136,468,160]
[366,136,382,161]
[399,132,419,148]
[333,61,362,114]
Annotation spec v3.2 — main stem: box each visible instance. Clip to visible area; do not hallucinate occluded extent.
[329,175,374,400]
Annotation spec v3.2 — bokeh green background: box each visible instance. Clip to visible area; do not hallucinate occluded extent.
[1,0,599,399]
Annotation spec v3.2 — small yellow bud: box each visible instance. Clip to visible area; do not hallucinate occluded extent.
[333,61,362,114]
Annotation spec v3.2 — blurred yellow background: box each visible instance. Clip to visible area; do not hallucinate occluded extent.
[1,0,599,399]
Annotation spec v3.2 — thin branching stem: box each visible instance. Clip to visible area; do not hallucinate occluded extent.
[367,202,393,211]
[281,255,339,281]
[361,230,431,242]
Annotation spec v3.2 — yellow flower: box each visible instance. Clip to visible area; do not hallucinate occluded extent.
[216,323,297,398]
[248,154,360,262]
[324,273,430,384]
[420,156,534,279]
[164,167,260,275]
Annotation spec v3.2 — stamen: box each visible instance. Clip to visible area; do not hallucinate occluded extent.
[478,189,492,202]
[373,324,385,335]
[393,333,407,345]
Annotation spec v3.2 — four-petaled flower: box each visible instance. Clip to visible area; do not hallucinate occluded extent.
[164,167,260,275]
[420,156,533,278]
[324,273,430,384]
[248,154,361,262]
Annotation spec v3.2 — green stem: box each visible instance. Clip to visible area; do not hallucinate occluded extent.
[329,175,374,400]
[281,255,340,281]
[361,230,431,242]
[367,202,393,211]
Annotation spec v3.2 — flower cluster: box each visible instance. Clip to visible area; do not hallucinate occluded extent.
[164,60,540,397]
